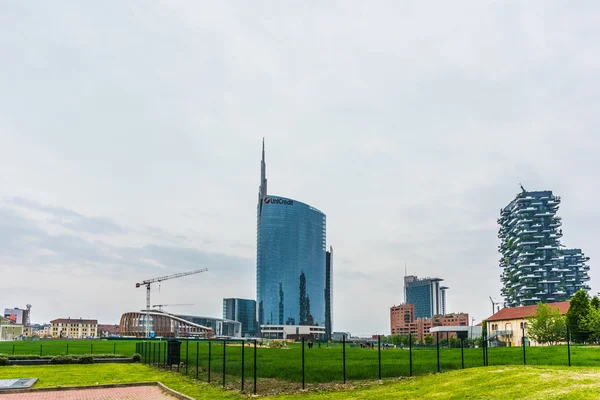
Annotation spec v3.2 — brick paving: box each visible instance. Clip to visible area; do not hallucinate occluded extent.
[0,385,176,399]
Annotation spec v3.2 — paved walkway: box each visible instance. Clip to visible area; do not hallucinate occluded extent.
[0,386,176,399]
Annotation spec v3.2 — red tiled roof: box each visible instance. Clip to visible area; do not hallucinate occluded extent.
[97,324,120,333]
[50,318,98,324]
[486,301,570,321]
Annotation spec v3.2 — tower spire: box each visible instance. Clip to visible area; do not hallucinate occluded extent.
[259,138,267,204]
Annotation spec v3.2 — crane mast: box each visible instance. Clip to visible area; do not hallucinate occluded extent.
[135,268,208,338]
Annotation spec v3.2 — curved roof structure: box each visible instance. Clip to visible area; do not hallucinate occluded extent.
[120,310,213,338]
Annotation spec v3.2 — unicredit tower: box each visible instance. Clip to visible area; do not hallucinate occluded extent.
[256,140,332,334]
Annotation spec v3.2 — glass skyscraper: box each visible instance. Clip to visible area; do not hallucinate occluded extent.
[256,140,329,328]
[223,298,257,337]
[404,275,447,319]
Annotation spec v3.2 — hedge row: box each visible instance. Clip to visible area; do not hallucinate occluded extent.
[0,354,126,360]
[0,353,140,366]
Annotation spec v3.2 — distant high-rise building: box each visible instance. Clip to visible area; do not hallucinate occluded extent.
[325,247,333,338]
[223,298,257,337]
[498,189,591,307]
[256,140,331,328]
[404,276,447,319]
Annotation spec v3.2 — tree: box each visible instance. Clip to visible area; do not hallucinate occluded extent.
[527,303,566,345]
[424,335,434,346]
[591,296,600,310]
[566,289,591,343]
[581,305,600,343]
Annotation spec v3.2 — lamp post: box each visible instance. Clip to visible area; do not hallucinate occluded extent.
[471,318,475,344]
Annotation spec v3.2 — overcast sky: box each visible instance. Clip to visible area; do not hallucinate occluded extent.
[1,1,599,335]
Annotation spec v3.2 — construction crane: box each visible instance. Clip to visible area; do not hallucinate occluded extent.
[152,303,194,311]
[136,268,208,338]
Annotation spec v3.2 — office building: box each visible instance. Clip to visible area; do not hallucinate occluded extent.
[325,247,333,339]
[498,189,591,307]
[404,276,448,319]
[256,140,330,329]
[223,298,257,337]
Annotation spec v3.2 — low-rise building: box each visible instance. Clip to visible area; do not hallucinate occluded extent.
[97,324,120,338]
[0,316,24,341]
[50,318,98,338]
[260,325,326,341]
[390,303,469,343]
[486,301,569,346]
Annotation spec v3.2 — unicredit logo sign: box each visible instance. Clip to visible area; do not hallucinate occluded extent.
[264,197,293,205]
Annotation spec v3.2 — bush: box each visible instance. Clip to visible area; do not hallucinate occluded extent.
[50,355,78,364]
[0,356,8,366]
[6,355,53,360]
[132,353,141,362]
[79,355,93,364]
[89,354,125,359]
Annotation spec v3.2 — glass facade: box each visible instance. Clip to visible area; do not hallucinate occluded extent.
[174,314,241,337]
[223,298,257,337]
[257,195,326,327]
[404,276,445,319]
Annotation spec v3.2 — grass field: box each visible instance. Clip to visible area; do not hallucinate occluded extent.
[1,363,600,399]
[140,340,600,384]
[3,339,600,385]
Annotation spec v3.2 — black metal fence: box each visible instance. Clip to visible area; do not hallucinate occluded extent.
[136,330,588,394]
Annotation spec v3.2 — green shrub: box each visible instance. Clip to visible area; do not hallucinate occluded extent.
[79,355,94,364]
[0,356,8,366]
[132,353,141,362]
[6,355,53,360]
[50,355,78,364]
[90,354,125,359]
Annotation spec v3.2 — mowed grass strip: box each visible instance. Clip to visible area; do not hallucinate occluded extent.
[0,364,241,400]
[2,364,600,399]
[273,365,600,400]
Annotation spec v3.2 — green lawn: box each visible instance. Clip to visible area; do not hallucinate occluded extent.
[1,364,600,399]
[153,341,600,383]
[4,339,600,386]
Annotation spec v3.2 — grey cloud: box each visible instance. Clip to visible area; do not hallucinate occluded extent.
[5,197,126,235]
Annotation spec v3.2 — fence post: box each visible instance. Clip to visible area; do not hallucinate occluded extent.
[522,327,526,365]
[91,343,93,355]
[409,333,413,376]
[461,338,464,369]
[154,342,157,366]
[12,344,15,356]
[567,325,571,367]
[185,340,189,375]
[302,337,305,390]
[436,332,440,373]
[208,342,212,383]
[40,345,42,357]
[253,340,257,394]
[378,335,382,379]
[114,342,116,355]
[66,343,69,355]
[195,342,199,380]
[163,343,166,368]
[158,342,161,367]
[342,336,346,384]
[241,340,245,391]
[485,330,489,366]
[222,340,227,388]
